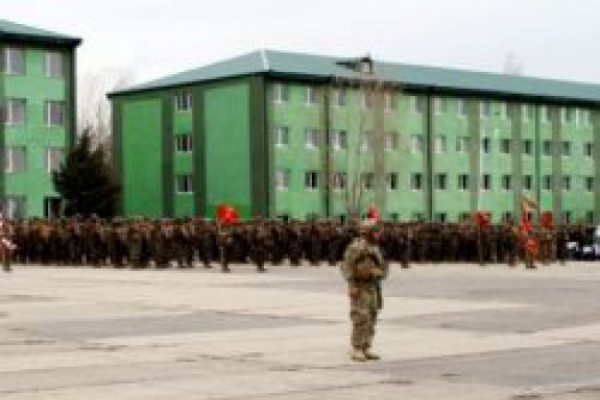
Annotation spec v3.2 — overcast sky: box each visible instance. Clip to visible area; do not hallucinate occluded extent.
[3,0,600,87]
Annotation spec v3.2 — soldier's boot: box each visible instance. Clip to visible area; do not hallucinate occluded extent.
[221,261,231,273]
[3,262,11,272]
[350,347,367,362]
[363,347,381,361]
[256,262,267,273]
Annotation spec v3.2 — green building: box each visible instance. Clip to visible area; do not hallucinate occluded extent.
[110,50,600,223]
[0,20,80,218]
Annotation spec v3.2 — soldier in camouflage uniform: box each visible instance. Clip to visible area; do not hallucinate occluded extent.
[341,219,388,362]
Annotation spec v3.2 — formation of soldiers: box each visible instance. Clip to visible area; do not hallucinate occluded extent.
[0,218,587,272]
[1,216,594,271]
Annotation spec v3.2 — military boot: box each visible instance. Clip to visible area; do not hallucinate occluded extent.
[351,348,367,362]
[363,347,381,361]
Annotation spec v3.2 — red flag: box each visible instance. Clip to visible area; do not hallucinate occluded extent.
[540,211,553,229]
[473,211,491,228]
[366,206,380,222]
[216,204,239,224]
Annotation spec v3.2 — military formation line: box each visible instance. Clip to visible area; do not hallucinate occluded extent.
[1,217,593,272]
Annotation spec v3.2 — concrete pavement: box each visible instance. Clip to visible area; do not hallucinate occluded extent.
[1,262,600,399]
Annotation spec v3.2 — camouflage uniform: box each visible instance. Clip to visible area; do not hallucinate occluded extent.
[341,235,388,361]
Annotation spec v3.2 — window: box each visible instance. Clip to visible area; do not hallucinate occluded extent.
[333,88,346,106]
[586,177,594,192]
[562,107,575,124]
[577,109,590,127]
[362,92,373,109]
[360,132,372,152]
[411,96,422,114]
[434,213,447,223]
[481,137,491,153]
[305,129,320,149]
[500,138,512,154]
[175,175,193,193]
[3,196,25,219]
[458,99,467,117]
[273,83,289,103]
[305,171,319,190]
[44,101,65,127]
[384,92,396,112]
[175,135,193,152]
[435,173,447,190]
[543,175,552,191]
[411,173,423,190]
[523,139,533,155]
[434,135,447,153]
[562,176,571,191]
[331,130,347,150]
[498,102,508,119]
[480,101,491,118]
[584,142,593,157]
[4,146,26,173]
[502,212,513,222]
[459,212,471,222]
[540,106,549,123]
[522,104,534,121]
[458,174,469,191]
[275,169,290,191]
[481,174,491,190]
[457,137,470,153]
[562,141,571,156]
[174,93,192,111]
[434,98,444,115]
[274,126,289,147]
[501,175,512,191]
[386,173,398,191]
[305,86,317,105]
[384,132,398,151]
[1,98,26,124]
[362,172,375,190]
[332,172,346,190]
[411,135,423,153]
[524,175,533,191]
[2,47,24,75]
[563,211,572,223]
[543,140,553,156]
[44,51,63,78]
[45,147,64,173]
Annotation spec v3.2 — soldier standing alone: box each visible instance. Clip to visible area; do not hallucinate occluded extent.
[341,219,388,362]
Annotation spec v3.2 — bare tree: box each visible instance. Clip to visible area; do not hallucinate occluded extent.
[78,67,135,160]
[327,61,401,220]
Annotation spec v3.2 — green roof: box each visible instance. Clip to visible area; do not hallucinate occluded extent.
[0,19,81,46]
[111,49,600,104]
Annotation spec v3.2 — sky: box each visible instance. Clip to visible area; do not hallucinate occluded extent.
[3,0,600,88]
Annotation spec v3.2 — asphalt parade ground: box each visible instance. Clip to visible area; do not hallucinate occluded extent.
[2,262,600,399]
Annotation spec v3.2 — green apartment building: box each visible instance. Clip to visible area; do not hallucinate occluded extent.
[0,20,80,218]
[110,50,600,223]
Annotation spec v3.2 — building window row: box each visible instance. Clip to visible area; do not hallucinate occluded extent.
[174,93,193,111]
[175,134,193,152]
[0,99,66,126]
[1,48,64,77]
[4,147,64,173]
[175,174,193,193]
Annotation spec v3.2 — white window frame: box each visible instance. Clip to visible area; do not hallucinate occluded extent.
[480,101,491,119]
[332,172,346,191]
[304,171,319,190]
[2,47,24,75]
[586,177,594,192]
[275,169,290,191]
[332,130,347,151]
[274,126,289,147]
[45,147,64,173]
[384,92,395,113]
[44,101,65,127]
[333,88,346,107]
[384,132,398,151]
[361,172,375,191]
[2,98,26,125]
[305,86,317,106]
[386,173,398,191]
[542,175,552,191]
[175,175,194,194]
[44,51,63,78]
[501,175,512,191]
[524,175,533,191]
[434,135,447,154]
[4,146,26,173]
[481,174,491,191]
[175,135,193,153]
[411,173,423,191]
[273,83,288,104]
[305,129,319,149]
[174,93,192,112]
[411,135,423,153]
[458,174,469,191]
[3,196,26,220]
[458,99,467,118]
[435,173,447,191]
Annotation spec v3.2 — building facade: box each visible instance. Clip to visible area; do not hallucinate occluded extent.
[110,50,600,223]
[0,20,80,218]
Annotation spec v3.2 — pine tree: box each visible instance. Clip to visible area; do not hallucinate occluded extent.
[52,130,121,218]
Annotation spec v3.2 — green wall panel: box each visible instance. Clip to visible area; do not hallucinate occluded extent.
[204,82,251,218]
[122,99,164,217]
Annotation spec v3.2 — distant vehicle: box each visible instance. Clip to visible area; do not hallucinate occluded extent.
[569,226,600,261]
